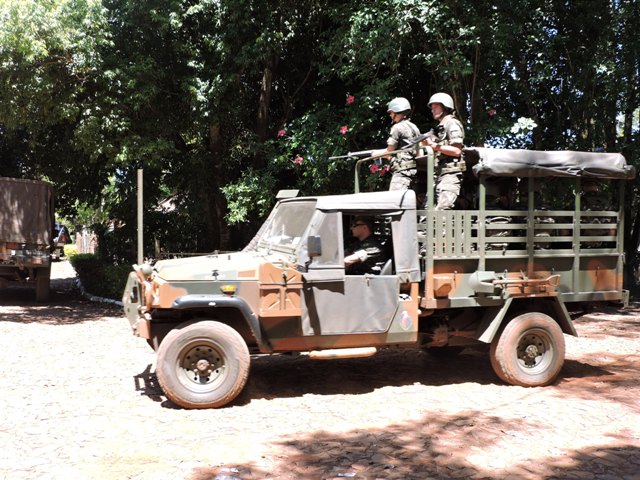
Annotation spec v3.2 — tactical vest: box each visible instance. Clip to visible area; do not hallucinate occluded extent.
[435,116,466,174]
[392,120,420,172]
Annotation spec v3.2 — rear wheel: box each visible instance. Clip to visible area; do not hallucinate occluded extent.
[156,321,250,409]
[35,268,50,302]
[490,312,565,387]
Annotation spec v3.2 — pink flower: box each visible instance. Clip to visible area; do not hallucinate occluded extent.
[339,125,348,135]
[277,129,286,138]
[369,163,379,173]
[293,155,303,165]
[379,165,390,177]
[346,95,355,105]
[487,109,497,117]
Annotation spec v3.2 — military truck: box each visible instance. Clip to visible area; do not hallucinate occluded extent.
[0,177,54,302]
[122,147,635,409]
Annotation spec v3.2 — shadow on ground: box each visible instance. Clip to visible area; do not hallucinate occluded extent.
[185,413,640,479]
[134,347,617,410]
[0,277,121,324]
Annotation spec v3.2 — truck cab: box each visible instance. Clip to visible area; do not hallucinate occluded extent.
[122,147,635,409]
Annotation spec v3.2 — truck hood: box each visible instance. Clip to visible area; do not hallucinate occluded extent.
[152,250,291,282]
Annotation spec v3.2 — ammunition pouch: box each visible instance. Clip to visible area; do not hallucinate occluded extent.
[393,157,417,172]
[438,157,466,174]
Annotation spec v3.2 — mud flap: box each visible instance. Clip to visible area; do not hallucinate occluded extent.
[475,297,575,343]
[476,298,513,344]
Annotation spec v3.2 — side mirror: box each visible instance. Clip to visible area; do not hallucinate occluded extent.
[307,235,322,257]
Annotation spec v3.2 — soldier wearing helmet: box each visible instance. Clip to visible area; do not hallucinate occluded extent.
[422,92,466,210]
[372,97,421,191]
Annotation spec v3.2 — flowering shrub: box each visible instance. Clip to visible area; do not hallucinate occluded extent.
[223,89,393,224]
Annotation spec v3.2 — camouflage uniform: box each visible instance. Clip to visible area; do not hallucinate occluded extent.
[387,119,421,191]
[345,236,385,275]
[433,115,465,209]
[581,182,613,248]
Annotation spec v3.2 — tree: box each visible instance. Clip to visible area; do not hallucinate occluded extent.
[0,0,638,283]
[0,0,113,211]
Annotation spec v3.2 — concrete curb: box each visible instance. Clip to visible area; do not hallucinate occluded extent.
[75,278,124,307]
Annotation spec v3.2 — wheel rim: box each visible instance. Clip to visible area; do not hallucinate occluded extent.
[515,329,554,374]
[174,339,228,393]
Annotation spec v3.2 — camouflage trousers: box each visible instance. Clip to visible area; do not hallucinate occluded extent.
[389,168,417,191]
[436,171,462,210]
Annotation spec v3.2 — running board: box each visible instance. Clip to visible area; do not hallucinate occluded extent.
[307,347,377,360]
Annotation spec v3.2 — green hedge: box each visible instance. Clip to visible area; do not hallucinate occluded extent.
[63,245,78,258]
[68,253,132,301]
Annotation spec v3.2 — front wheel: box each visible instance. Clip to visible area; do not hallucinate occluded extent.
[156,321,250,409]
[490,312,565,387]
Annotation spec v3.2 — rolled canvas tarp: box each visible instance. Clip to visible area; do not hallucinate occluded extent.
[466,147,636,180]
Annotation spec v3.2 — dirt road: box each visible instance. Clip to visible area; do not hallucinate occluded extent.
[0,261,639,479]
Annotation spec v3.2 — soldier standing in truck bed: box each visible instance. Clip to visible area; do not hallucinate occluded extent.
[421,93,466,210]
[372,97,422,191]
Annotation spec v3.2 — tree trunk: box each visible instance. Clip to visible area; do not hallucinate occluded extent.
[255,55,279,168]
[204,124,231,250]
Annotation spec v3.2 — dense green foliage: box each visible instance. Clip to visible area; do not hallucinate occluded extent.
[1,1,639,281]
[69,253,131,299]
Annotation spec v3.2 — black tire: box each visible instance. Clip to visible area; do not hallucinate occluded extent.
[35,268,51,302]
[490,312,565,387]
[426,346,465,358]
[156,320,250,409]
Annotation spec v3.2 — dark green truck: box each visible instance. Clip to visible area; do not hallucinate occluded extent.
[123,147,635,408]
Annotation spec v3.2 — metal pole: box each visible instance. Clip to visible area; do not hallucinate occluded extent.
[137,169,143,264]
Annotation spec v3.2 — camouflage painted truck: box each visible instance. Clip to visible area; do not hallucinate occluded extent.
[122,147,635,409]
[0,177,54,302]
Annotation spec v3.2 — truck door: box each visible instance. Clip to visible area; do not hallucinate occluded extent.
[299,211,404,338]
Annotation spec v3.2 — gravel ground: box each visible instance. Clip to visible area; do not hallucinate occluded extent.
[0,261,639,480]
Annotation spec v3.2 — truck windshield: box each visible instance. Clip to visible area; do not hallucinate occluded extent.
[257,201,316,253]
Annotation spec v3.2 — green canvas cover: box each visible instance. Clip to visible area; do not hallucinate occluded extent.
[466,147,635,180]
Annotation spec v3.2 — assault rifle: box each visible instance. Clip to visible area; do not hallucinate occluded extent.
[329,131,441,192]
[403,129,438,148]
[330,133,432,161]
[328,150,379,160]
